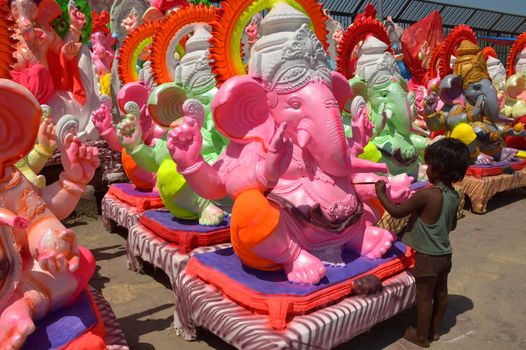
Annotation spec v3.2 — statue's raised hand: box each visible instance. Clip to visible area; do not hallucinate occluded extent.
[36,228,80,273]
[61,134,100,185]
[423,91,438,114]
[263,122,293,184]
[351,96,374,149]
[116,102,142,149]
[62,41,82,59]
[91,97,113,133]
[121,10,139,34]
[37,116,57,153]
[166,100,204,169]
[68,2,86,31]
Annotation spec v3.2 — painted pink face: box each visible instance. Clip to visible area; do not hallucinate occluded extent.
[270,81,350,177]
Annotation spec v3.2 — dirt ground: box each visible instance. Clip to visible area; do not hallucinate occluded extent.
[67,188,526,350]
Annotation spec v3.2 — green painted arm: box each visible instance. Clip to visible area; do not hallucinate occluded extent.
[127,140,169,173]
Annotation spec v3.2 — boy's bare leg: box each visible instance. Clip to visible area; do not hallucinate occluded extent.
[404,276,436,348]
[430,270,449,341]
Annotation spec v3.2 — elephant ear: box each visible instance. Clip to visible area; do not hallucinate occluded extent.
[331,71,353,112]
[117,82,149,113]
[211,76,274,150]
[439,74,463,104]
[0,79,41,177]
[147,82,188,128]
[505,73,525,99]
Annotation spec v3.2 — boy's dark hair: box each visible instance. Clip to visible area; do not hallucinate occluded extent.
[424,138,470,184]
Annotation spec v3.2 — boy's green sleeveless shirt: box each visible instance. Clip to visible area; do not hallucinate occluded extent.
[402,184,459,255]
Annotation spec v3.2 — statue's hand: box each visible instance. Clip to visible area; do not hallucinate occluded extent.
[61,134,100,185]
[69,3,86,31]
[475,153,493,165]
[351,96,374,147]
[121,11,139,34]
[37,117,57,153]
[36,228,80,273]
[264,122,293,183]
[62,41,82,59]
[166,116,204,169]
[387,173,414,203]
[116,102,143,149]
[91,98,113,133]
[423,92,438,115]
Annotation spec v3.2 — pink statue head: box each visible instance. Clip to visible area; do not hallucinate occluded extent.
[9,0,40,42]
[212,4,353,177]
[0,78,41,178]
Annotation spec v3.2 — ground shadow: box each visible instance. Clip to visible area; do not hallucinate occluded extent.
[117,304,174,350]
[196,329,237,350]
[334,294,473,349]
[136,258,173,290]
[89,265,111,291]
[484,188,526,213]
[90,244,127,262]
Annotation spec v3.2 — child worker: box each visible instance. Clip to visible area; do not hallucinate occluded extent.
[375,138,470,348]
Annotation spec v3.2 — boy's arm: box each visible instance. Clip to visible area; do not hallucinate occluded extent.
[375,181,428,219]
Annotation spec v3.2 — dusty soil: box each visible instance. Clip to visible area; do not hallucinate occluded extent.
[67,188,526,350]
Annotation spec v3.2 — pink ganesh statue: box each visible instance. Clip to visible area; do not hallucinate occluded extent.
[90,10,114,80]
[0,79,101,349]
[167,3,412,285]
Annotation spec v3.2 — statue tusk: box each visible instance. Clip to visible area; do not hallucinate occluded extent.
[297,129,311,148]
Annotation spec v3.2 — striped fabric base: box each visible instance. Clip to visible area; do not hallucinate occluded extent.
[126,223,231,329]
[460,168,526,214]
[173,271,416,349]
[101,193,141,232]
[89,286,129,350]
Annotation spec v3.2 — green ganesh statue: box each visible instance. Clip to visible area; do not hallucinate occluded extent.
[116,24,228,225]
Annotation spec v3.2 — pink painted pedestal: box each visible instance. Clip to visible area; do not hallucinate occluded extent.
[101,193,142,232]
[90,286,130,350]
[126,222,230,330]
[173,271,415,348]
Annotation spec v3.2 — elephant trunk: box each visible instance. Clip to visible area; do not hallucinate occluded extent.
[482,93,500,123]
[302,110,351,177]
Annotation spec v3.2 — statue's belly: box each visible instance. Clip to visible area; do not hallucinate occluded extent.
[273,176,359,224]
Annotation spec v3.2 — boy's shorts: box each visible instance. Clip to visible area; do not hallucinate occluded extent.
[413,252,452,278]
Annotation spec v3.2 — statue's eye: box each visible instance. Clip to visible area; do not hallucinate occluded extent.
[288,99,301,110]
[380,90,389,98]
[473,84,481,91]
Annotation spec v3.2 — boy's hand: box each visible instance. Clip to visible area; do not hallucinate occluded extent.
[375,180,387,195]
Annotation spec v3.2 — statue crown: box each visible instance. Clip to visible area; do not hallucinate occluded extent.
[175,25,216,95]
[453,40,489,88]
[367,52,400,88]
[250,3,332,93]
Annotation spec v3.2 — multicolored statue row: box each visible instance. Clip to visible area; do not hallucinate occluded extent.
[423,39,526,164]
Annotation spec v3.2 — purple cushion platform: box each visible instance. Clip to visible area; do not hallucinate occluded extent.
[469,158,521,168]
[411,181,430,191]
[23,291,96,350]
[111,183,159,197]
[139,210,231,252]
[192,241,407,296]
[140,210,230,233]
